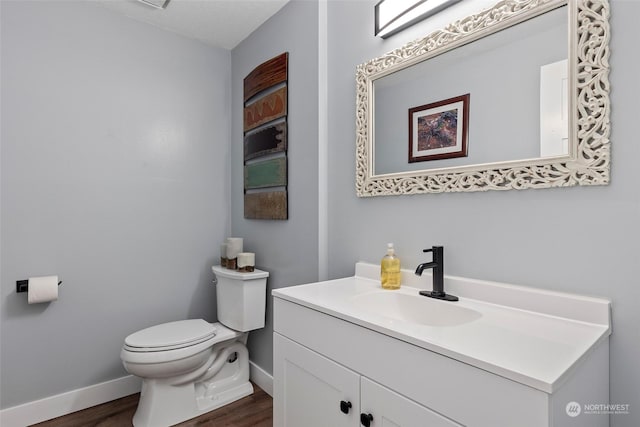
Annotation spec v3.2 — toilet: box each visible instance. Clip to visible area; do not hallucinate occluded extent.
[120,266,269,427]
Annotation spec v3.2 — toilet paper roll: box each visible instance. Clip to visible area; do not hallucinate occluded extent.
[28,275,59,304]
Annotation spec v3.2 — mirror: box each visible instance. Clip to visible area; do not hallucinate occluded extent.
[356,0,610,197]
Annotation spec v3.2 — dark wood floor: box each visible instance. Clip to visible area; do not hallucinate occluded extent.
[31,383,272,427]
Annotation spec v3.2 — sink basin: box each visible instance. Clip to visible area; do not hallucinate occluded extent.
[351,291,482,327]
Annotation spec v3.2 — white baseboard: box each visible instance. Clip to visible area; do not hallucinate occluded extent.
[1,362,272,426]
[249,360,273,397]
[0,375,141,427]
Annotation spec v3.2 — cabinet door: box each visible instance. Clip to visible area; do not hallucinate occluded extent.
[361,377,462,427]
[274,333,360,427]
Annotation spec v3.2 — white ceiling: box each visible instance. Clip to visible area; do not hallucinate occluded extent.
[98,0,290,50]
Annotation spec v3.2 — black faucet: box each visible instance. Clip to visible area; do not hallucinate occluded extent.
[415,246,458,302]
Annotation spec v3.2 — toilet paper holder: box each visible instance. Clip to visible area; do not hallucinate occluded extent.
[16,279,62,293]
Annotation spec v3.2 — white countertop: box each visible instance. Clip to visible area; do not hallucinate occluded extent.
[272,262,611,393]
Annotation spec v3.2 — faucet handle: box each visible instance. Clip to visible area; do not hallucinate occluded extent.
[423,246,444,261]
[423,246,443,253]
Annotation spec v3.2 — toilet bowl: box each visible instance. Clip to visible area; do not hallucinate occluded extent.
[120,266,268,427]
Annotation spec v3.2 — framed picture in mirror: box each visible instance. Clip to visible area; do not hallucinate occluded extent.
[408,93,469,163]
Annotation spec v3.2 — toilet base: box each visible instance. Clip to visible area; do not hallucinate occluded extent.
[197,380,254,413]
[132,340,253,427]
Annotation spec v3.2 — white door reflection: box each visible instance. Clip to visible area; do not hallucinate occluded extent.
[540,59,569,157]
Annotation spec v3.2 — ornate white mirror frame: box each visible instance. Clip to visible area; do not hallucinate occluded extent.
[356,0,610,197]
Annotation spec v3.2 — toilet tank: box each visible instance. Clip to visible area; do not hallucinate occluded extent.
[211,265,269,332]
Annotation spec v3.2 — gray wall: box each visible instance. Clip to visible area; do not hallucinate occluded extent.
[2,0,638,425]
[0,1,231,408]
[326,1,639,426]
[230,0,319,376]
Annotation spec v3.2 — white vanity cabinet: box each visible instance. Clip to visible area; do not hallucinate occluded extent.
[272,264,611,427]
[360,376,460,427]
[274,332,358,427]
[274,332,460,427]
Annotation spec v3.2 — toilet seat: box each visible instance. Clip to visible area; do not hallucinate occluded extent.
[124,319,216,352]
[121,321,241,365]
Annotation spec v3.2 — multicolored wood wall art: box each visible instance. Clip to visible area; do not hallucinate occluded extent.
[243,52,289,220]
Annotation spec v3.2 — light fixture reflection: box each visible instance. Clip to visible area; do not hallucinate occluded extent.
[375,0,462,38]
[136,0,171,10]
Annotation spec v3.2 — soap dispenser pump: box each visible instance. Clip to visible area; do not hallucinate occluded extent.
[380,243,401,290]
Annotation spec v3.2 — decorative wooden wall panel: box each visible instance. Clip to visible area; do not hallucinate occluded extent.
[243,86,287,132]
[244,191,288,220]
[245,157,287,190]
[243,53,288,102]
[243,53,289,220]
[244,122,287,161]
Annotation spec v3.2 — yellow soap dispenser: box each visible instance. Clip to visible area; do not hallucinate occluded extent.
[380,243,401,290]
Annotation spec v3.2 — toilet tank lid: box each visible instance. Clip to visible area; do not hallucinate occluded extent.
[211,265,269,280]
[125,319,216,349]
